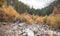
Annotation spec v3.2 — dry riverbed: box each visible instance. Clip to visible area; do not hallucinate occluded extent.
[0,22,60,36]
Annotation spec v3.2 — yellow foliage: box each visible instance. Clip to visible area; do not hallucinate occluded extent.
[23,13,31,20]
[7,6,20,18]
[23,13,60,29]
[0,0,5,7]
[1,6,20,18]
[26,19,34,24]
[32,15,39,20]
[46,16,56,26]
[46,14,60,29]
[19,14,27,22]
[35,17,41,23]
[0,5,20,22]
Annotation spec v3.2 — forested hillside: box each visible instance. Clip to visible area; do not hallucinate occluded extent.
[5,0,58,16]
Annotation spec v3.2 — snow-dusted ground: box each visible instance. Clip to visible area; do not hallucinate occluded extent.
[0,23,60,36]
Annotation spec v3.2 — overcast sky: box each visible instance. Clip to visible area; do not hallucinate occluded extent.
[19,0,55,9]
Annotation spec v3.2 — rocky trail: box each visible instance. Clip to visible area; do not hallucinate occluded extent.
[0,22,60,36]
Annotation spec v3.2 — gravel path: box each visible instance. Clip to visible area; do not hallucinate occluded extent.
[0,23,60,36]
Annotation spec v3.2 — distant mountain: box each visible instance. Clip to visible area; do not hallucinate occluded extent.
[39,1,57,16]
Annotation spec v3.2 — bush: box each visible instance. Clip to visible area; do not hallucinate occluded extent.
[46,14,60,29]
[0,0,5,7]
[55,15,60,29]
[19,14,27,22]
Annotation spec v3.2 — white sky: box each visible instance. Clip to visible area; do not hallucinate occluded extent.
[19,0,55,9]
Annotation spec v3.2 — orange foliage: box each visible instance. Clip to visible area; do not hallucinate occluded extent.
[1,6,20,18]
[53,6,59,14]
[22,13,34,24]
[0,5,20,22]
[7,6,20,18]
[26,19,34,24]
[46,14,60,29]
[0,0,5,5]
[46,16,56,26]
[23,13,31,20]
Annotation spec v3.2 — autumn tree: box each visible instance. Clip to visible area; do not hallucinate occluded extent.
[53,6,59,14]
[0,0,5,7]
